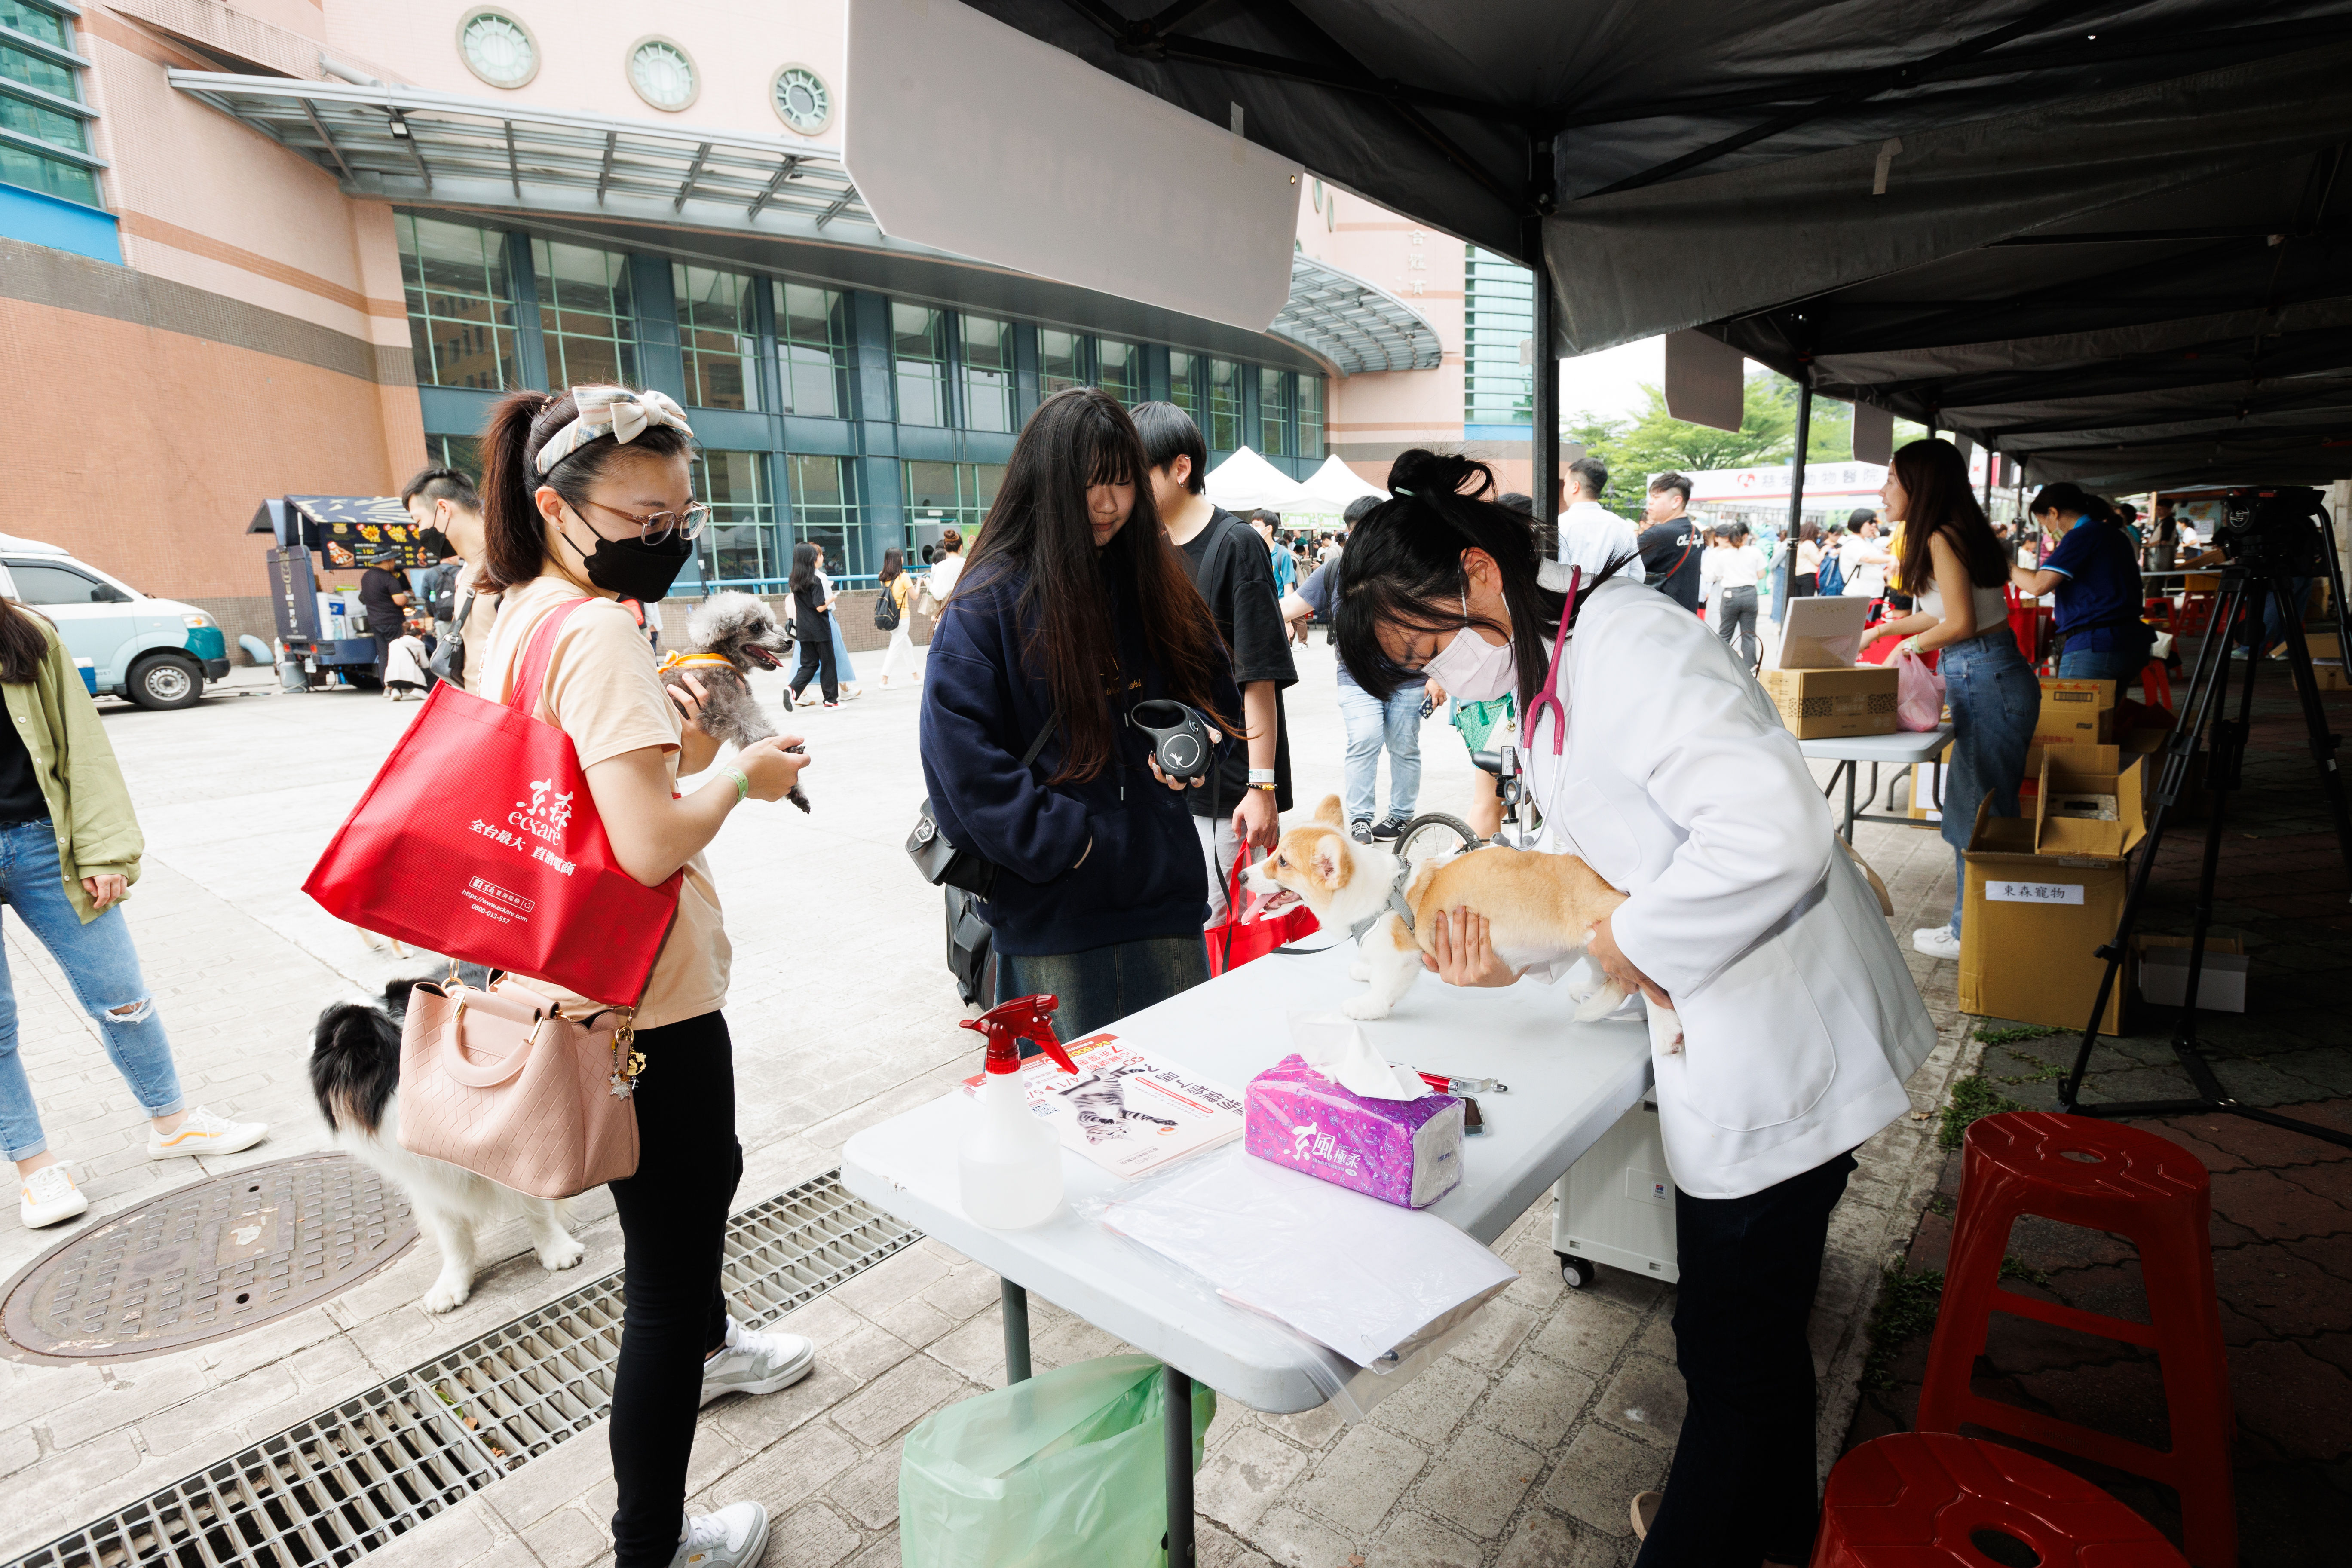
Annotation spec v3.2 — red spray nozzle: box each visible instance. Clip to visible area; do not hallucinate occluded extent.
[962,994,1076,1074]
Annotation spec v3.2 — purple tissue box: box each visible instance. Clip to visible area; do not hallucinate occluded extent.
[1243,1054,1465,1208]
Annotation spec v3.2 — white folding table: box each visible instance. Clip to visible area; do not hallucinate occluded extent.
[1800,724,1954,842]
[841,941,1654,1564]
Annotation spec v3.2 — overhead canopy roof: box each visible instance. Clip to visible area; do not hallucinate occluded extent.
[1271,253,1441,374]
[962,1,2352,488]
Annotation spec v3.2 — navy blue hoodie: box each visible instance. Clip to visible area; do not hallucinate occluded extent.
[918,558,1240,956]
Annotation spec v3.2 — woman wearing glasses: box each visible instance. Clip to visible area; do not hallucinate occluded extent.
[475,385,814,1568]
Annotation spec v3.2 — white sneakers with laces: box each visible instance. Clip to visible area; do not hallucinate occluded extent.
[1912,926,1962,961]
[19,1163,87,1229]
[665,1501,769,1568]
[147,1106,270,1159]
[700,1314,816,1407]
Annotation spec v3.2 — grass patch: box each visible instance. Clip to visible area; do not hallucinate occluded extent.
[1863,1260,1946,1390]
[1926,1194,1955,1217]
[1939,1075,2027,1149]
[1974,1023,2068,1046]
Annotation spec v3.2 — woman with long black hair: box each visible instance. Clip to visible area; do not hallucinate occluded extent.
[918,387,1242,1038]
[1335,449,1933,1568]
[1871,438,2040,962]
[786,540,838,707]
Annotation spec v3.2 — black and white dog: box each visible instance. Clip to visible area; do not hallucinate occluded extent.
[310,980,586,1312]
[672,592,811,813]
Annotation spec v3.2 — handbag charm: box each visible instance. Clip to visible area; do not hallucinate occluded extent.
[608,1015,645,1099]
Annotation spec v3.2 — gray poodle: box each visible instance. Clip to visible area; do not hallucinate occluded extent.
[666,592,811,812]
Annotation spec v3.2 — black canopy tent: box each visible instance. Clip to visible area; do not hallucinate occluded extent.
[962,0,2352,507]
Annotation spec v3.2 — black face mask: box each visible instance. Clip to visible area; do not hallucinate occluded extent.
[416,527,453,559]
[566,524,693,601]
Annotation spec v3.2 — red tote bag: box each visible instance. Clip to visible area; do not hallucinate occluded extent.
[303,598,682,1006]
[1207,848,1320,977]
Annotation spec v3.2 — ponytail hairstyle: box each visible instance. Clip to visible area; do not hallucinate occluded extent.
[1335,449,1635,711]
[2029,482,2115,527]
[1890,438,2009,595]
[0,599,53,684]
[959,386,1234,784]
[477,387,696,592]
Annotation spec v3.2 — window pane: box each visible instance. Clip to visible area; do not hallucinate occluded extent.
[694,450,777,586]
[0,93,86,152]
[893,303,945,426]
[398,217,518,390]
[1208,360,1241,452]
[533,239,637,391]
[0,41,77,100]
[1168,351,1199,420]
[1463,245,1535,427]
[673,264,760,412]
[1297,377,1325,460]
[1260,368,1290,457]
[788,454,863,576]
[0,141,93,204]
[0,3,71,49]
[959,313,1013,433]
[775,282,848,417]
[1096,339,1140,405]
[7,562,104,605]
[1039,330,1086,396]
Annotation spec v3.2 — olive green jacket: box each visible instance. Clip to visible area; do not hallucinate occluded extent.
[3,620,141,922]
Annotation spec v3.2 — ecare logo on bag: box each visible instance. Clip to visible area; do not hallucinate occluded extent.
[468,777,579,876]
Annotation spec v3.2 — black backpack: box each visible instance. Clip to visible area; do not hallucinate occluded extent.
[875,580,903,632]
[944,886,996,1006]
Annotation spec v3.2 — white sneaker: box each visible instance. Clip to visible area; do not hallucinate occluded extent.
[1913,926,1962,960]
[147,1106,269,1159]
[699,1314,816,1407]
[19,1164,88,1229]
[667,1501,769,1568]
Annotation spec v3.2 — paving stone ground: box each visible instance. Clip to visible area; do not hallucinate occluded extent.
[0,630,2022,1568]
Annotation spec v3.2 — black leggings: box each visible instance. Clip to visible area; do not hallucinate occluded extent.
[1635,1150,1855,1568]
[607,1009,740,1566]
[791,617,838,703]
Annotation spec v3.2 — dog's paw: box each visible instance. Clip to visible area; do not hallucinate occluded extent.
[1347,960,1372,982]
[536,1234,586,1272]
[422,1274,472,1314]
[1571,983,1626,1024]
[1340,993,1393,1021]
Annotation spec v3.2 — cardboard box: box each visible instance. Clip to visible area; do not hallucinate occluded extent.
[1760,666,1900,738]
[2035,677,2118,747]
[2133,933,2248,1013]
[1959,754,2148,1033]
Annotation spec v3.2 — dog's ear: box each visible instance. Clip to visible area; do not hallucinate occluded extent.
[1310,829,1351,889]
[1313,794,1344,827]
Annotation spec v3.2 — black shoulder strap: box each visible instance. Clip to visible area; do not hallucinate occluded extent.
[1017,707,1061,770]
[1197,513,1245,611]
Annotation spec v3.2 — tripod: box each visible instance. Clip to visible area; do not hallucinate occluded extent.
[2055,489,2352,1150]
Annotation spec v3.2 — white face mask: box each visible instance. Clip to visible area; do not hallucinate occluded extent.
[1423,591,1517,702]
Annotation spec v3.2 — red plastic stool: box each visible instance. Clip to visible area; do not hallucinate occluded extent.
[2139,658,2171,710]
[1811,1432,2187,1567]
[1917,1113,2233,1567]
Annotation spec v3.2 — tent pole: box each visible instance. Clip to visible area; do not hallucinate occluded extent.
[1527,215,1558,562]
[1784,381,1812,619]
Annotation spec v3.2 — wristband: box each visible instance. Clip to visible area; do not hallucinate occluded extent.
[1248,781,1277,793]
[1247,768,1277,784]
[723,766,751,801]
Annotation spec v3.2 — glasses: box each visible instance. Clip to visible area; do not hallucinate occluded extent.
[578,497,711,545]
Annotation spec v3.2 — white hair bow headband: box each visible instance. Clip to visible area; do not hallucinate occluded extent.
[535,386,696,474]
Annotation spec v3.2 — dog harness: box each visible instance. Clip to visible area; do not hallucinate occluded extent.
[654,652,737,677]
[1348,859,1421,941]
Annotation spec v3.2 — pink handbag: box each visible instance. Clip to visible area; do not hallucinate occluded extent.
[395,974,642,1199]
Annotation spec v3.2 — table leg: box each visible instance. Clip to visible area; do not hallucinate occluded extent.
[1164,1364,1194,1567]
[1842,760,1859,843]
[1001,1279,1031,1386]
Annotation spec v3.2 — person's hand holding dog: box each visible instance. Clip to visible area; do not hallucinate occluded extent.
[733,735,809,802]
[663,672,721,775]
[1424,907,1522,988]
[1587,908,1671,1010]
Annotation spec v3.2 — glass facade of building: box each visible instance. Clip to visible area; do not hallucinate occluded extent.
[1463,245,1535,432]
[0,1,98,207]
[398,214,1323,590]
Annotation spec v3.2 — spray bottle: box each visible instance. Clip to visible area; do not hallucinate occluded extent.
[958,994,1079,1229]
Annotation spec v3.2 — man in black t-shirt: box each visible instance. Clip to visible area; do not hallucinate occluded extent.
[1134,402,1297,925]
[1638,471,1703,612]
[355,554,411,671]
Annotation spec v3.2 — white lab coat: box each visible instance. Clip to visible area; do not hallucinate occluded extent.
[1522,563,1935,1199]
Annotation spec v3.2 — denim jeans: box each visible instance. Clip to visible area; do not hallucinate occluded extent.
[0,819,183,1161]
[997,934,1210,1041]
[1338,682,1422,827]
[2056,646,2144,684]
[1938,628,2040,937]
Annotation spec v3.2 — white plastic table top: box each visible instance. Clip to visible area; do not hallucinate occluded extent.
[1798,724,1953,765]
[839,941,1654,1414]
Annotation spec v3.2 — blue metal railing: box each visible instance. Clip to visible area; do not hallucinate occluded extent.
[686,569,938,597]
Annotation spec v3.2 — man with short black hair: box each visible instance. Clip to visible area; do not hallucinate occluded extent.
[1133,402,1295,925]
[1639,471,1703,611]
[400,464,494,690]
[1558,455,1638,577]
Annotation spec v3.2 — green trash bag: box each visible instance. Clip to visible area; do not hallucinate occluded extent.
[899,1353,1216,1568]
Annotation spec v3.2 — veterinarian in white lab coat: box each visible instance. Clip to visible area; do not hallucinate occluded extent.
[1336,450,1934,1568]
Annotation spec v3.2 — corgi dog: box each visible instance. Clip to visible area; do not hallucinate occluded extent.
[1242,796,1680,1040]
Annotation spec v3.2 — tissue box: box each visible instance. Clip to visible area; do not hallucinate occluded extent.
[1243,1054,1464,1208]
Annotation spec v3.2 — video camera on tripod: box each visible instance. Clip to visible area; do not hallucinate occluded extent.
[2213,484,2330,575]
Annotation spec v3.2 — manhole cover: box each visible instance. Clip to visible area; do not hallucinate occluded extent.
[0,1153,416,1364]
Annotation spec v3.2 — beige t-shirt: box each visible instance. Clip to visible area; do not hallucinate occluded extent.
[453,560,502,695]
[481,575,730,1029]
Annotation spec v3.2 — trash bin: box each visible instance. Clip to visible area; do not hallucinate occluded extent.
[900,1354,1215,1568]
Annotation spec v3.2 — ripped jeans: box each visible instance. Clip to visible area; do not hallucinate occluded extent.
[0,819,181,1162]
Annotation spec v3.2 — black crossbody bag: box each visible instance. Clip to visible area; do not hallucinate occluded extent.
[906,708,1062,898]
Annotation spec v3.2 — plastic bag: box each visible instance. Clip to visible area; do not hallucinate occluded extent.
[1896,650,1946,731]
[899,1354,1214,1568]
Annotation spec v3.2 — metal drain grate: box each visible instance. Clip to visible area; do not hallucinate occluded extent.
[6,1169,920,1568]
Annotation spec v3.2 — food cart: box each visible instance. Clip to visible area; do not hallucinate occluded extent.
[248,494,446,689]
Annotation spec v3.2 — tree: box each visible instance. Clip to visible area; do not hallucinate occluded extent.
[1566,371,1803,518]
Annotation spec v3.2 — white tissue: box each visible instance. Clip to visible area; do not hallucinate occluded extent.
[1288,1011,1429,1101]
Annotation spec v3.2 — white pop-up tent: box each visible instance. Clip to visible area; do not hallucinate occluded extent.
[1201,446,1309,513]
[1289,453,1387,514]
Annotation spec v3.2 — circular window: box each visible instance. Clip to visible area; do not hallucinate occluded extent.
[627,37,698,112]
[457,9,538,89]
[771,64,833,136]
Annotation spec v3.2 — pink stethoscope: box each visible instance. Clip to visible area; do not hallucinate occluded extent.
[1526,566,1581,756]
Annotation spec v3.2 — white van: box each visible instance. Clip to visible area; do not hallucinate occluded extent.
[0,533,229,709]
